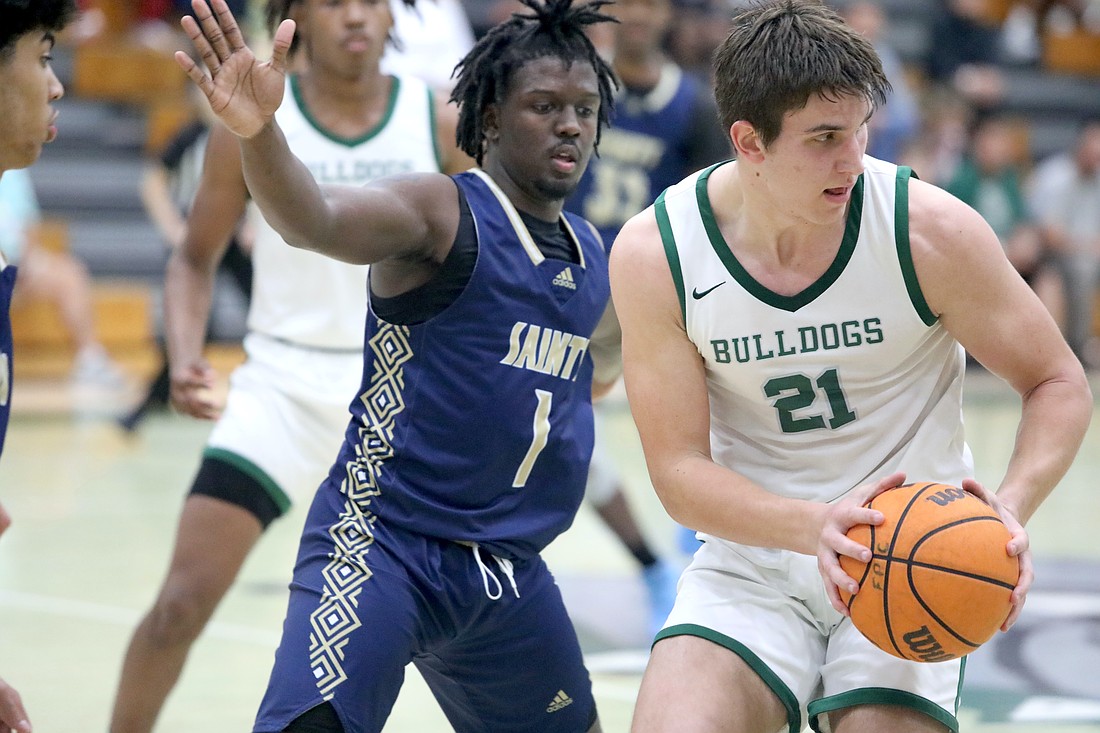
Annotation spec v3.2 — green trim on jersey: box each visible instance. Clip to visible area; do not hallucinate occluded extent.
[427,86,444,172]
[696,165,864,313]
[655,623,801,733]
[894,166,937,326]
[655,190,687,324]
[290,74,401,147]
[806,682,962,732]
[201,447,292,514]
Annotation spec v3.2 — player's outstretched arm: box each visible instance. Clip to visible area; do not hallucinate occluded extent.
[177,1,456,266]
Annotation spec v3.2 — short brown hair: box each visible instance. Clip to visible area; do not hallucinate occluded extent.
[712,0,889,148]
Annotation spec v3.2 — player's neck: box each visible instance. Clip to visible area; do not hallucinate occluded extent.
[715,163,845,267]
[481,158,564,224]
[297,71,394,139]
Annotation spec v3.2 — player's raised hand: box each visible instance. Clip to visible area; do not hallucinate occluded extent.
[175,0,296,139]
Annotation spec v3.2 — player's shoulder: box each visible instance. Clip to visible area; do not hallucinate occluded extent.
[609,205,663,273]
[905,173,996,257]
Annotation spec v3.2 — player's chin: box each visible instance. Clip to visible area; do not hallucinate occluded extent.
[535,173,580,202]
[10,140,44,169]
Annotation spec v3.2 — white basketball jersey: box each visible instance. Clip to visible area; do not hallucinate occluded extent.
[247,75,442,349]
[656,155,973,506]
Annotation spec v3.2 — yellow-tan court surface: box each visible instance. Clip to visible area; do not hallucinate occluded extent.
[1,369,1098,732]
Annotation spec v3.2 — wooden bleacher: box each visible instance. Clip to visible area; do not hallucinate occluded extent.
[72,0,195,154]
[1043,29,1100,76]
[9,219,158,380]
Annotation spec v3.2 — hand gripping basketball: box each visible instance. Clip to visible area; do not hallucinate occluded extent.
[839,482,1020,662]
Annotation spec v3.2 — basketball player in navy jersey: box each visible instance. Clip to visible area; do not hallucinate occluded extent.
[611,2,1091,732]
[0,2,76,731]
[176,0,619,730]
[110,1,473,731]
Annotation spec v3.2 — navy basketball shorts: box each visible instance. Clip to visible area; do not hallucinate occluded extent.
[253,482,597,733]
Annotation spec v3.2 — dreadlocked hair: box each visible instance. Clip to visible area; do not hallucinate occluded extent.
[265,0,415,55]
[450,0,618,165]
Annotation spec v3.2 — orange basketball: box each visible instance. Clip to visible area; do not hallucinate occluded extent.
[838,482,1019,662]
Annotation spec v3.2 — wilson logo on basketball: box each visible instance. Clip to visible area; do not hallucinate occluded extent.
[924,487,968,506]
[902,625,952,663]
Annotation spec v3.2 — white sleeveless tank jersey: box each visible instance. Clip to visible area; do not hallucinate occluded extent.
[656,155,973,506]
[247,75,442,349]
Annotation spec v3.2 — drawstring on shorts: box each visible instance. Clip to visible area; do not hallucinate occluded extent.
[466,542,520,600]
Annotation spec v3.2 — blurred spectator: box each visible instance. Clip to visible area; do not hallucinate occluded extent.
[1002,0,1100,64]
[837,0,920,163]
[381,0,476,92]
[0,169,127,390]
[925,0,1006,108]
[1028,118,1100,364]
[901,85,975,186]
[134,0,249,51]
[946,113,1061,318]
[663,0,737,84]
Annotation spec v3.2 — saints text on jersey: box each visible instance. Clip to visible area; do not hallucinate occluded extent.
[710,318,884,364]
[500,322,590,381]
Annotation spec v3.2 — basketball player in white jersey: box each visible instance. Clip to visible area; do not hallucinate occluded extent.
[610,2,1091,732]
[109,1,472,731]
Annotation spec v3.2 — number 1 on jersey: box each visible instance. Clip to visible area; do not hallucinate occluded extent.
[514,389,553,488]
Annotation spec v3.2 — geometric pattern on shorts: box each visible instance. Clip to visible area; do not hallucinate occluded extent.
[310,322,413,699]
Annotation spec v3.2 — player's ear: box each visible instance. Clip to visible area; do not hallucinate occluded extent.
[731,120,765,162]
[483,104,501,144]
[287,0,306,38]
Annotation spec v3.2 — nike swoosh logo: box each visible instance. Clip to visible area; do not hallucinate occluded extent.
[691,281,726,300]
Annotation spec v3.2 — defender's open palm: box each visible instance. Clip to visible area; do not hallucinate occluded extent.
[175,0,295,139]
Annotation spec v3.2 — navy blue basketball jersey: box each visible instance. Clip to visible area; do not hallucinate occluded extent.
[565,64,727,247]
[326,169,610,559]
[0,265,15,457]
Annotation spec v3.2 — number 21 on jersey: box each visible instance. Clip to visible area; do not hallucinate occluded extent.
[764,367,856,433]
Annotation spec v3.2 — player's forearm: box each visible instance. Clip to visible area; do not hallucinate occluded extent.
[141,167,186,248]
[998,371,1092,524]
[163,248,217,370]
[239,121,334,254]
[651,452,824,555]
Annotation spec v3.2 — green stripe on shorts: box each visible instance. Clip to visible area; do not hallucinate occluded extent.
[202,447,292,514]
[655,623,801,733]
[807,683,961,732]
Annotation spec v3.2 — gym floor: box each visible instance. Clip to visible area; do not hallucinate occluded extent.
[0,368,1098,732]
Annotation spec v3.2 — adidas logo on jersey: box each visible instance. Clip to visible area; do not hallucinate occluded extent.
[552,267,577,290]
[546,690,574,713]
